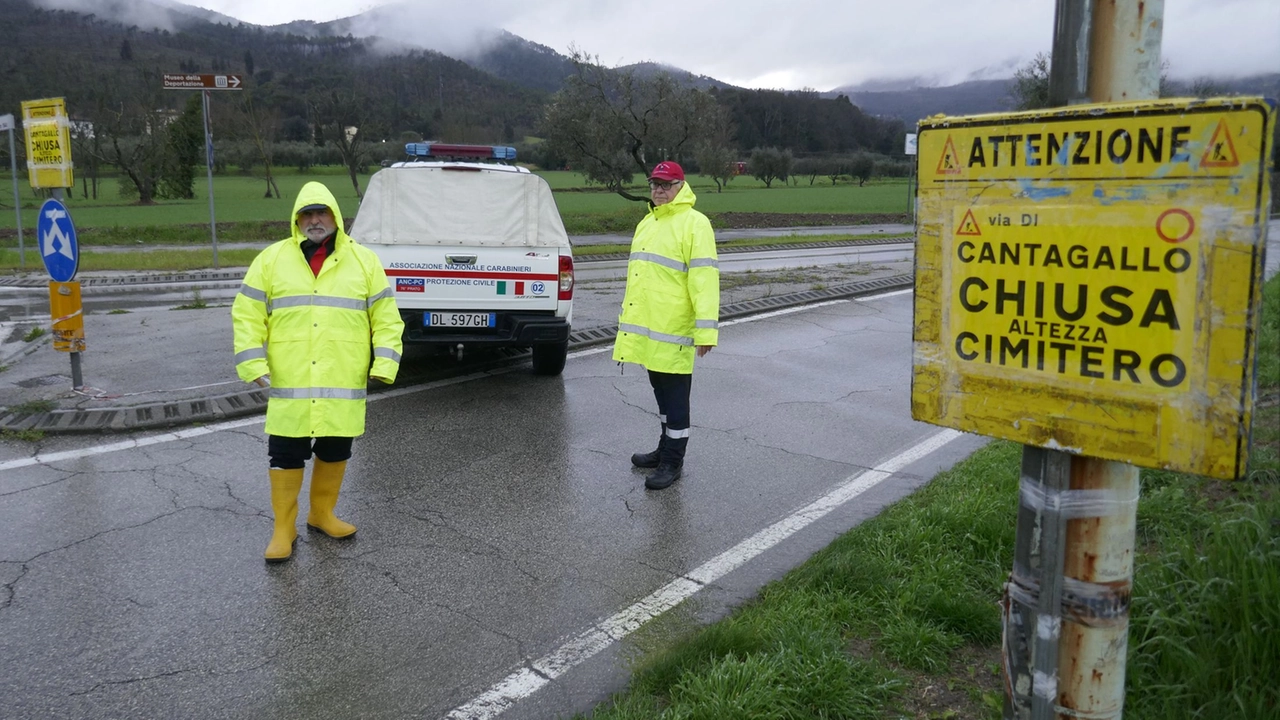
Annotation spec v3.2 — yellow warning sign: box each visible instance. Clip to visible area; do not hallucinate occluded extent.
[956,209,981,236]
[936,136,962,175]
[21,97,73,189]
[1199,118,1239,167]
[912,98,1275,480]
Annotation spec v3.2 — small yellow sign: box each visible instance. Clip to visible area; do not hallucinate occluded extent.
[912,98,1275,480]
[49,281,86,353]
[21,97,74,189]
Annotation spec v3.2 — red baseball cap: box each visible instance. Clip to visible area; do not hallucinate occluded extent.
[648,161,685,182]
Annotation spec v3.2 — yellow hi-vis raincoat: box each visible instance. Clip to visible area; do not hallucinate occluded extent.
[232,182,404,438]
[612,182,719,374]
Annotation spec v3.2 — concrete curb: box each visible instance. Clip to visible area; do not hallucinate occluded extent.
[0,273,913,435]
[0,332,50,368]
[0,237,912,288]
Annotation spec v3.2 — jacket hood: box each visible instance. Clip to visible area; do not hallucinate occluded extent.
[653,180,697,217]
[290,182,345,243]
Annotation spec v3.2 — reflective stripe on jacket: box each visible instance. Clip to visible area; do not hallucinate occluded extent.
[231,181,405,437]
[612,182,719,374]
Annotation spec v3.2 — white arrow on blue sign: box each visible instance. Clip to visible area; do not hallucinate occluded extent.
[37,198,79,282]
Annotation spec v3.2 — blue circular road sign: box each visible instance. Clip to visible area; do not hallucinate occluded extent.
[37,198,79,283]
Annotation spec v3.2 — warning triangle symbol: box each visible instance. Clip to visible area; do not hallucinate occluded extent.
[956,209,981,236]
[936,136,962,176]
[1200,119,1239,168]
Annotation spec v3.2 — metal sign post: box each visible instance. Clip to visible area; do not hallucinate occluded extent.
[37,198,85,390]
[904,133,918,219]
[162,73,244,270]
[0,113,23,268]
[911,3,1274,718]
[202,89,219,269]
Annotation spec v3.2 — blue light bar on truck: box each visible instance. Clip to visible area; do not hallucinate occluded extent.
[405,143,517,161]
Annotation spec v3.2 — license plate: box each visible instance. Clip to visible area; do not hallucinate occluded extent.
[425,312,495,328]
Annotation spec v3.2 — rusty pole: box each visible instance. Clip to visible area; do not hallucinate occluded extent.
[1055,3,1161,718]
[1004,3,1159,720]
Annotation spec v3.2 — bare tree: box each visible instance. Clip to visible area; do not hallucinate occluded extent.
[236,90,282,199]
[692,104,737,193]
[544,50,730,202]
[87,70,192,204]
[70,120,103,199]
[1188,77,1225,98]
[309,80,380,200]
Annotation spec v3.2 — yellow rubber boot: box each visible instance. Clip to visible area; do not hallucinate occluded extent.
[265,468,304,562]
[306,459,357,538]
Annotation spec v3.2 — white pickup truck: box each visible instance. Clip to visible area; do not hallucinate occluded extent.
[349,143,575,375]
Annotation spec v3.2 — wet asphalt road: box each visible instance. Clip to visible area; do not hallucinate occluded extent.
[0,289,986,720]
[2,220,1275,719]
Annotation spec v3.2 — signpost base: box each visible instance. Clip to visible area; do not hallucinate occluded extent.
[70,351,83,391]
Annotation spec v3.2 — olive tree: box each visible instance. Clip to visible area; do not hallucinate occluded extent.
[747,146,793,188]
[1009,53,1051,111]
[544,51,731,202]
[849,153,875,186]
[794,157,823,186]
[694,143,737,193]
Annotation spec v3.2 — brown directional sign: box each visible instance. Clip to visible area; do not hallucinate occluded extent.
[162,73,243,90]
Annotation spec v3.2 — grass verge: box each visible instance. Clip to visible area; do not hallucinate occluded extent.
[580,274,1280,719]
[0,248,266,273]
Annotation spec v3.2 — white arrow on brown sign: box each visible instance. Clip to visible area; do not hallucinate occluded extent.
[162,73,245,90]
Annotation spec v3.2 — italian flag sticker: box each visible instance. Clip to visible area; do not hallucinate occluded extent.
[497,281,525,295]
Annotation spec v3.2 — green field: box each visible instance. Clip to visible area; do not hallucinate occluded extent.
[0,168,910,241]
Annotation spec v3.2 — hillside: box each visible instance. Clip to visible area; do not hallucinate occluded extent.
[840,80,1017,124]
[0,0,548,142]
[834,74,1280,124]
[0,0,910,159]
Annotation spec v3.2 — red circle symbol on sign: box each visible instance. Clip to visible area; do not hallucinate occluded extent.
[1156,209,1195,243]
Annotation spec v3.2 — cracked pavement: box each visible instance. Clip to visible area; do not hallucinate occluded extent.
[0,275,992,719]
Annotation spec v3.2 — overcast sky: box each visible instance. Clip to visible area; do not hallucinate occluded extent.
[138,1,1280,89]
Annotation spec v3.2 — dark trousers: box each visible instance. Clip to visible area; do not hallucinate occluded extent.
[268,435,354,470]
[648,370,692,466]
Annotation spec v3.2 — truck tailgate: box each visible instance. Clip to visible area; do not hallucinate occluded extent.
[372,244,561,312]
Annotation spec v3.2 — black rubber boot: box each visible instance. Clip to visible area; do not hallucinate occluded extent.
[645,436,687,490]
[631,426,666,468]
[645,463,682,490]
[631,447,661,468]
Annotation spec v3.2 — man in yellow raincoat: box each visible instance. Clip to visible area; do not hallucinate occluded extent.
[613,161,720,490]
[232,181,404,562]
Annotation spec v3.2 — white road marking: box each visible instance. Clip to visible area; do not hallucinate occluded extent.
[857,288,914,301]
[443,427,964,720]
[720,298,848,326]
[0,417,265,472]
[0,370,512,473]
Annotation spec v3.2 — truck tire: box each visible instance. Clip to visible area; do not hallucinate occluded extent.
[531,339,569,376]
